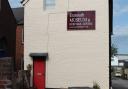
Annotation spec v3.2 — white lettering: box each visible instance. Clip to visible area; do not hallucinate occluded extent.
[70,13,84,17]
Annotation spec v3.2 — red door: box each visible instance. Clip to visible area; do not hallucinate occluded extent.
[33,59,45,89]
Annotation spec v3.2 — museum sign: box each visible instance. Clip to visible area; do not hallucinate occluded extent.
[67,11,95,30]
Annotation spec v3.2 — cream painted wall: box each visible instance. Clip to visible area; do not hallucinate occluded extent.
[24,0,109,89]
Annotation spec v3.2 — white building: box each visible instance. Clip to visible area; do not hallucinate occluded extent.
[111,54,128,67]
[111,56,119,66]
[23,0,110,89]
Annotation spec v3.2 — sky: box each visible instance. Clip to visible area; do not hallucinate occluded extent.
[8,0,55,8]
[112,0,128,54]
[9,0,22,8]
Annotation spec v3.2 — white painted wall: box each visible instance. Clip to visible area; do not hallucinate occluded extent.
[24,0,109,89]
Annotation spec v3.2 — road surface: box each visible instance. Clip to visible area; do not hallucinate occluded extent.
[112,77,128,89]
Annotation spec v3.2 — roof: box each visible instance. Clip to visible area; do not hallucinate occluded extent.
[12,7,24,25]
[116,54,128,56]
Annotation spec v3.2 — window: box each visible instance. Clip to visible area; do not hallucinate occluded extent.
[0,37,7,50]
[44,0,55,10]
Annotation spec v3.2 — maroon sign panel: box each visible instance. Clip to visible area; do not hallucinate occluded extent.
[67,11,95,30]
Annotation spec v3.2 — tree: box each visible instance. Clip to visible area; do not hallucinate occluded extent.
[111,44,118,57]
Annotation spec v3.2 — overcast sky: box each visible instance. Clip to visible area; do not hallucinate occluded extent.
[112,0,128,54]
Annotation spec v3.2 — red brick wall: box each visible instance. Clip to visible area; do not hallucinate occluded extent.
[0,57,12,80]
[15,25,24,70]
[0,57,13,89]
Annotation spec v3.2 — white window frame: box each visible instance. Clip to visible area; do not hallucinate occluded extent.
[44,0,55,10]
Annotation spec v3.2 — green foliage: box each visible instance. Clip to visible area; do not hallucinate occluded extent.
[111,44,118,57]
[93,82,100,89]
[27,64,32,71]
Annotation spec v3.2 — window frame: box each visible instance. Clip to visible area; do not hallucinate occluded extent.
[44,0,55,10]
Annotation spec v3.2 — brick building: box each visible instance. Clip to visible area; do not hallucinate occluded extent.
[0,0,16,58]
[0,0,16,88]
[12,7,24,71]
[0,0,24,76]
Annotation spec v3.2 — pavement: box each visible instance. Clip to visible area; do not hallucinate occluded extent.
[112,77,128,89]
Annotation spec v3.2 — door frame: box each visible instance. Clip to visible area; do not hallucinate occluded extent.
[30,53,48,89]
